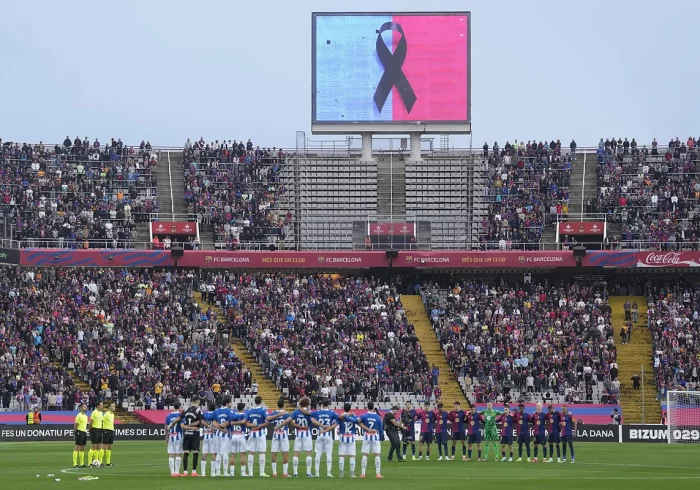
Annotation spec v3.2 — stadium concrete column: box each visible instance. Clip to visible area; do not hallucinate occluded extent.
[409,133,422,162]
[361,132,375,162]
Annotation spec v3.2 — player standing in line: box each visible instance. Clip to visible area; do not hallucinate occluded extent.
[434,403,450,460]
[449,401,467,461]
[246,395,270,477]
[466,405,484,461]
[337,403,358,478]
[88,401,104,466]
[311,400,339,477]
[531,403,548,463]
[228,402,249,477]
[165,402,184,477]
[560,406,576,464]
[267,399,292,477]
[347,401,383,479]
[200,402,218,476]
[514,403,532,462]
[547,404,562,462]
[180,396,204,476]
[400,401,417,460]
[499,404,514,461]
[416,401,435,460]
[481,402,504,462]
[101,403,115,467]
[212,397,233,476]
[290,397,314,477]
[73,403,88,468]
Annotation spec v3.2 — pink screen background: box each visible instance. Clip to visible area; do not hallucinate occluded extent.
[391,15,468,122]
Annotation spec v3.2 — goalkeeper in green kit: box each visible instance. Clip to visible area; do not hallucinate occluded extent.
[481,402,504,461]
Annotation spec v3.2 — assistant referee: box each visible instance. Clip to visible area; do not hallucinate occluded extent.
[73,404,88,468]
[384,405,407,462]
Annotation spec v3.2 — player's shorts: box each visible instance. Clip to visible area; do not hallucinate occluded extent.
[361,440,381,454]
[402,430,415,442]
[271,438,290,453]
[338,441,356,457]
[435,432,448,444]
[420,432,433,444]
[500,435,513,445]
[183,434,201,452]
[293,436,313,452]
[561,435,573,444]
[246,436,266,453]
[534,434,547,445]
[90,428,102,444]
[201,437,218,455]
[548,432,561,444]
[102,430,114,445]
[468,433,481,444]
[452,431,465,441]
[216,436,230,454]
[75,430,87,446]
[167,439,184,454]
[315,436,333,454]
[230,435,247,454]
[517,434,529,445]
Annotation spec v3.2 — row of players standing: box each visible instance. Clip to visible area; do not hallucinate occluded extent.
[164,395,385,478]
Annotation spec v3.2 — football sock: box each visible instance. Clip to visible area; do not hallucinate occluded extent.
[437,444,442,457]
[168,457,175,473]
[468,449,472,458]
[510,451,513,458]
[451,445,456,457]
[175,457,181,473]
[418,451,422,457]
[361,456,367,475]
[502,451,506,458]
[183,453,189,472]
[543,447,547,458]
[99,449,104,464]
[477,450,482,459]
[402,442,407,457]
[73,451,78,467]
[192,453,199,471]
[272,461,277,475]
[105,450,111,465]
[201,459,207,476]
[549,444,554,457]
[484,444,489,459]
[349,456,356,475]
[247,454,254,476]
[326,452,333,475]
[259,455,266,474]
[222,453,229,474]
[462,445,467,456]
[493,443,499,457]
[79,452,85,466]
[305,456,312,474]
[88,450,93,463]
[375,456,381,475]
[563,444,567,459]
[556,445,561,457]
[526,444,531,457]
[293,456,299,474]
[568,442,574,459]
[534,447,538,458]
[339,458,345,474]
[315,454,321,475]
[283,463,289,475]
[412,444,416,456]
[518,444,523,457]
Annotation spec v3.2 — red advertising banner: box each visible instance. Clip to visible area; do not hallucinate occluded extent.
[395,251,576,268]
[558,222,605,236]
[368,222,416,236]
[151,222,197,236]
[177,251,387,269]
[636,251,700,268]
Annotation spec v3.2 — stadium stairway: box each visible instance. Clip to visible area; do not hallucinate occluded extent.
[193,292,289,409]
[59,364,141,424]
[609,296,660,424]
[401,295,470,406]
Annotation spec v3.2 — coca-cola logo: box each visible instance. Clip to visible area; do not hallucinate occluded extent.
[644,252,681,265]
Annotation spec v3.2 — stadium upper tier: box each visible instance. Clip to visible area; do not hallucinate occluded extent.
[1,136,699,251]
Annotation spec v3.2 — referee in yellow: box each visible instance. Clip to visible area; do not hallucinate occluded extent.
[73,404,89,468]
[102,403,116,466]
[88,402,104,466]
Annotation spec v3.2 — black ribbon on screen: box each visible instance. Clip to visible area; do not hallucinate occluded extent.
[373,22,417,114]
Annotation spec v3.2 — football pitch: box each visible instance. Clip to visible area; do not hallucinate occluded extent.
[2,441,698,489]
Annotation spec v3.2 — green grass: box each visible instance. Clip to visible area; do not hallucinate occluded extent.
[2,441,699,489]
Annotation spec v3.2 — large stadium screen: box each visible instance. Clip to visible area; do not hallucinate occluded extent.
[312,12,470,131]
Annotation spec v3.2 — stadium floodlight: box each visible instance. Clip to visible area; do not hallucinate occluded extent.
[666,391,700,444]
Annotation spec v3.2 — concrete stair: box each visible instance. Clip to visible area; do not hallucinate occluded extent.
[193,292,288,408]
[155,158,174,221]
[61,365,140,424]
[541,227,557,250]
[609,296,660,424]
[168,152,188,217]
[376,154,406,217]
[401,295,469,406]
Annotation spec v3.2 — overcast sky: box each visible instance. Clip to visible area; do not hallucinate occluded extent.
[1,0,697,149]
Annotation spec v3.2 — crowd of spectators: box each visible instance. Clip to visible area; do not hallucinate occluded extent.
[646,278,700,400]
[182,138,292,250]
[0,266,253,412]
[0,137,159,249]
[593,136,700,250]
[422,277,622,405]
[203,272,431,403]
[478,139,571,251]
